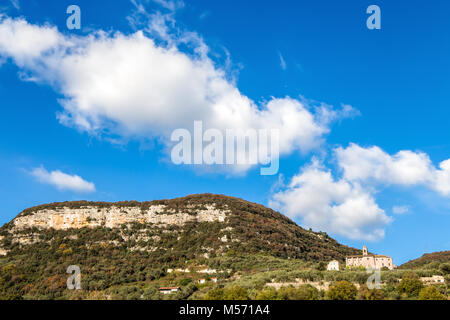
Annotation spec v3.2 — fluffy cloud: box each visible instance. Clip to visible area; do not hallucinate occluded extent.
[270,161,391,241]
[433,159,450,196]
[31,167,95,193]
[270,144,450,241]
[0,15,356,174]
[336,143,450,196]
[392,205,409,215]
[0,15,62,65]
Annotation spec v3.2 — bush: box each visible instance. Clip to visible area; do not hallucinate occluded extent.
[277,286,301,300]
[396,273,423,298]
[204,287,224,300]
[325,281,357,300]
[178,278,192,286]
[223,286,249,300]
[358,285,384,300]
[255,287,279,300]
[204,285,249,300]
[142,285,161,300]
[418,286,446,300]
[439,263,450,275]
[176,283,197,300]
[296,284,320,300]
[316,262,326,271]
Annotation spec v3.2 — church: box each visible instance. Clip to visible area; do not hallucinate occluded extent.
[346,246,394,270]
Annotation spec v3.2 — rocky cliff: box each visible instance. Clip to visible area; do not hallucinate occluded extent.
[0,194,364,299]
[0,194,361,261]
[11,203,227,231]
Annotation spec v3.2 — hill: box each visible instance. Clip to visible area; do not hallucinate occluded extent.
[399,251,450,269]
[0,193,361,299]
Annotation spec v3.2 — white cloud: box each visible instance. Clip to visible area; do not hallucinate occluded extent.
[278,51,286,70]
[270,161,392,241]
[152,0,184,11]
[335,143,450,196]
[31,167,96,193]
[0,16,63,66]
[433,159,450,196]
[9,0,20,10]
[392,205,409,215]
[0,14,356,174]
[270,144,450,241]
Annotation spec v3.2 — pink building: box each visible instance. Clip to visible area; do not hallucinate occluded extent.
[346,246,394,270]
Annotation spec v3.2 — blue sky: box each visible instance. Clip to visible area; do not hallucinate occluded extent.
[0,0,449,264]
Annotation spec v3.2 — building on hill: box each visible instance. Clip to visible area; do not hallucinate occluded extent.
[346,245,394,270]
[420,275,445,284]
[327,260,340,271]
[159,287,180,294]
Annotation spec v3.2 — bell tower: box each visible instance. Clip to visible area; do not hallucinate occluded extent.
[363,245,368,256]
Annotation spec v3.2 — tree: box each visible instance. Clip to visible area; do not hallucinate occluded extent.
[223,286,249,300]
[358,285,384,300]
[397,272,423,298]
[418,286,446,300]
[296,285,320,300]
[278,286,297,300]
[439,263,450,275]
[204,287,224,300]
[178,278,192,286]
[176,283,197,300]
[142,285,161,300]
[425,261,440,270]
[255,287,279,300]
[277,285,319,300]
[316,262,326,271]
[326,281,357,300]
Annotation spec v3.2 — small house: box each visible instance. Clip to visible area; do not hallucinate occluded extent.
[159,286,181,294]
[327,260,340,271]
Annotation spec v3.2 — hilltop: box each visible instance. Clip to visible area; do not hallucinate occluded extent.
[0,193,363,299]
[399,251,450,269]
[1,193,360,261]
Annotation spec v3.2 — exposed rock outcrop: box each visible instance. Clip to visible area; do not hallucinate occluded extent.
[11,204,228,231]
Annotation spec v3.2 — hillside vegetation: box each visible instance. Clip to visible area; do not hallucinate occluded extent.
[0,194,447,300]
[399,251,450,270]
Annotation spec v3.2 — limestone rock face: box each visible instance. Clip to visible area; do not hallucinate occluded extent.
[11,204,228,231]
[0,235,6,256]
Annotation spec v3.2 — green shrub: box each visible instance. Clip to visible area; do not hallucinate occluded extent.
[316,262,326,271]
[204,287,224,300]
[255,287,279,300]
[325,281,357,300]
[396,273,423,298]
[223,286,249,300]
[178,278,192,286]
[418,286,446,300]
[439,263,450,275]
[358,285,384,300]
[295,285,320,300]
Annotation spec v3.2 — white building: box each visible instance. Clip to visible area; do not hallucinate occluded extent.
[159,286,181,294]
[327,260,340,271]
[421,275,445,284]
[346,245,394,270]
